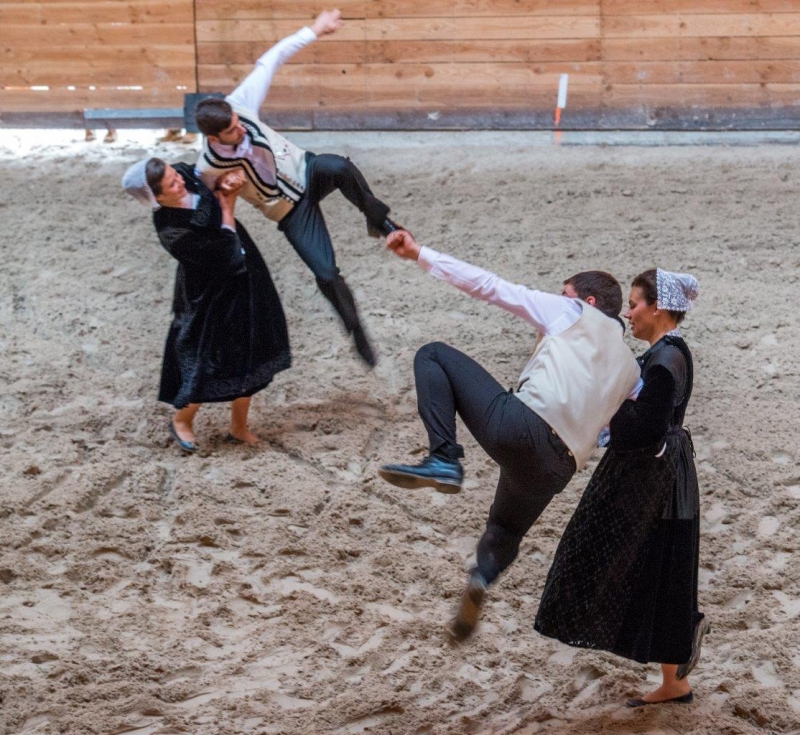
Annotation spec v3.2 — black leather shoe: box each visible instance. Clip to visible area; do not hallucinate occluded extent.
[676,615,710,680]
[169,421,198,453]
[379,455,463,494]
[626,691,693,708]
[367,217,406,238]
[446,574,487,643]
[352,324,377,368]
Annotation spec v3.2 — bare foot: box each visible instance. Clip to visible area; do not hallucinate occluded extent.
[172,418,196,444]
[639,680,692,703]
[103,129,117,144]
[85,129,96,142]
[228,429,259,445]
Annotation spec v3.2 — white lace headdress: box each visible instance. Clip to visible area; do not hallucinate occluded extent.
[121,159,158,208]
[656,269,699,312]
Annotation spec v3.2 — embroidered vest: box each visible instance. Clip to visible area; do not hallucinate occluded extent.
[198,104,308,223]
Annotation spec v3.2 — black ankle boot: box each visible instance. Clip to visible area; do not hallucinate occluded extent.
[316,275,377,367]
[367,217,406,238]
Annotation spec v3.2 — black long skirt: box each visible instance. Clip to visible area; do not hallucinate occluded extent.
[158,223,291,408]
[535,428,700,665]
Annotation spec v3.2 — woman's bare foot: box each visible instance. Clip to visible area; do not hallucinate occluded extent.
[227,428,259,445]
[639,679,692,703]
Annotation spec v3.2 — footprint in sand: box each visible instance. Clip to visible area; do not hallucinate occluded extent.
[767,552,792,572]
[758,516,780,537]
[704,501,727,532]
[772,590,800,620]
[724,590,753,611]
[752,661,783,688]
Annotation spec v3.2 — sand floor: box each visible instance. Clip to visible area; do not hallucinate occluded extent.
[0,130,799,735]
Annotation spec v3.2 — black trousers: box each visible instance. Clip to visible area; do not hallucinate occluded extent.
[279,153,390,331]
[414,342,576,585]
[279,152,390,281]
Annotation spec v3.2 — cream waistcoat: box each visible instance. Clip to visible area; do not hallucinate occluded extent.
[515,303,640,470]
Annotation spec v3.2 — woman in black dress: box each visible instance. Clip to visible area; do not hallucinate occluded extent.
[122,158,290,451]
[535,268,707,707]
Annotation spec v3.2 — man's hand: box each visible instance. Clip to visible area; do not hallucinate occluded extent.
[311,9,343,37]
[216,169,245,195]
[386,230,421,261]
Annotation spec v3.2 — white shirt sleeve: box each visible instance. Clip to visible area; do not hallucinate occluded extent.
[226,26,317,113]
[417,246,582,335]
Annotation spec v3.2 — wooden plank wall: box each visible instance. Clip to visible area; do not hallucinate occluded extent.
[195,0,800,128]
[0,0,196,119]
[195,0,604,125]
[2,0,800,128]
[600,0,800,127]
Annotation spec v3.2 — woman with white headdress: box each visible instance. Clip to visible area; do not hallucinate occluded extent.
[122,158,290,451]
[535,268,707,707]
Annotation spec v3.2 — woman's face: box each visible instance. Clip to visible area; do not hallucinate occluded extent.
[155,164,188,208]
[623,286,658,341]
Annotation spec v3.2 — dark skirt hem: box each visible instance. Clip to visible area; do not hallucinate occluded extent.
[160,351,291,409]
[533,625,689,666]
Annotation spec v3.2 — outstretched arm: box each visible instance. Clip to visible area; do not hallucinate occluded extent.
[227,9,343,113]
[386,230,580,334]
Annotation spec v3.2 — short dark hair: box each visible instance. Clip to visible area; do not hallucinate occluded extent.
[563,270,622,318]
[145,157,167,196]
[631,268,686,324]
[196,98,234,136]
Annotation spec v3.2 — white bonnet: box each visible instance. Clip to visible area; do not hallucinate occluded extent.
[656,268,699,311]
[121,159,158,208]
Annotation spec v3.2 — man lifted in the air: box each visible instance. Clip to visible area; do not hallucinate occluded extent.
[195,9,402,367]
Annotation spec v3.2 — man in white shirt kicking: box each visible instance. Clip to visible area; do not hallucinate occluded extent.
[194,10,402,368]
[379,230,641,643]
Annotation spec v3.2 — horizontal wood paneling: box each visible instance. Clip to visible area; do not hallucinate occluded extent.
[602,36,800,61]
[3,0,800,127]
[197,39,602,65]
[0,87,181,112]
[605,59,800,84]
[603,82,800,107]
[0,1,192,24]
[602,14,800,38]
[0,0,195,113]
[4,62,194,87]
[602,0,799,15]
[196,17,602,43]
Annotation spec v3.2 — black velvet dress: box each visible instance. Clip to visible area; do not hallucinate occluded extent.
[534,335,701,665]
[154,163,291,409]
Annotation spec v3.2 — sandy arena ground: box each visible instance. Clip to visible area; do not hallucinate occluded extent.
[1,130,799,735]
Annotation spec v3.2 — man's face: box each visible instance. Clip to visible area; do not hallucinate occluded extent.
[213,112,247,147]
[155,164,187,208]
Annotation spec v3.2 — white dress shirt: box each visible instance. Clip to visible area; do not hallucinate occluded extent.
[416,246,642,408]
[417,246,582,336]
[214,27,317,190]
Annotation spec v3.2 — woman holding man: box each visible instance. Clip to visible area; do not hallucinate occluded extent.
[122,157,291,451]
[535,267,707,707]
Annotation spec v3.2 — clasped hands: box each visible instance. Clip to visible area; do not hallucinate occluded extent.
[214,170,245,210]
[386,229,421,261]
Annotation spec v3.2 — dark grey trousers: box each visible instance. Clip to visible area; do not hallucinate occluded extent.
[414,342,576,584]
[278,152,390,333]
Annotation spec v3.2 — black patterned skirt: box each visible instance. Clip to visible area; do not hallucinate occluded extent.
[535,429,700,665]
